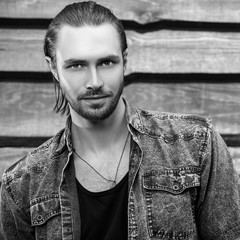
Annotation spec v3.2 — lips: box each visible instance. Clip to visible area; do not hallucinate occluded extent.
[82,94,109,100]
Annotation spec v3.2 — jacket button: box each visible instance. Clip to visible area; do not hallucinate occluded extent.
[173,185,179,191]
[36,215,43,221]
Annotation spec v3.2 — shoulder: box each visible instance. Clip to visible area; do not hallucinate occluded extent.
[2,128,65,186]
[131,107,212,137]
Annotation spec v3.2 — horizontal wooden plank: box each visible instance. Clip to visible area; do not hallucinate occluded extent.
[1,82,240,137]
[1,29,240,74]
[0,147,239,182]
[0,0,240,24]
[127,30,240,74]
[124,82,240,134]
[0,82,65,136]
[0,29,48,72]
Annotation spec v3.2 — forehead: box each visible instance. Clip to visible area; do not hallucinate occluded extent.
[56,24,122,61]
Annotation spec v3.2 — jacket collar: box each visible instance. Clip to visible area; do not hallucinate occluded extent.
[54,115,73,154]
[124,98,144,132]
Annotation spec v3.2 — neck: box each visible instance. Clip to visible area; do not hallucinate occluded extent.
[70,98,128,152]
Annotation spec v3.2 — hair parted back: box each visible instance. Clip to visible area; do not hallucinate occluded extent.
[43,1,127,115]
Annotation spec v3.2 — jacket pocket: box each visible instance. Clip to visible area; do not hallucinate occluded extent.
[143,166,200,239]
[30,194,61,226]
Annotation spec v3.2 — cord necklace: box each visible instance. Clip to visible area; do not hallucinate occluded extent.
[73,132,129,187]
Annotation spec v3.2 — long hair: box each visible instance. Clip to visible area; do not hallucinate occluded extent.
[43,1,127,115]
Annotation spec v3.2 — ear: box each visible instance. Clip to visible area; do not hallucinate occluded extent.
[45,56,59,82]
[122,49,128,73]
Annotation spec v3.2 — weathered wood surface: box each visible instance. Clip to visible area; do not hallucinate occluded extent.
[0,82,65,137]
[124,83,240,134]
[1,82,240,137]
[0,0,240,24]
[230,148,240,174]
[0,147,239,181]
[1,29,240,73]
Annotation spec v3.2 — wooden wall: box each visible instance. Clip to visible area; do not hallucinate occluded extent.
[1,0,240,181]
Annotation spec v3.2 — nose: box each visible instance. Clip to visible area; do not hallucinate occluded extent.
[85,67,103,90]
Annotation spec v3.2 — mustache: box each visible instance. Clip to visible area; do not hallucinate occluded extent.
[77,89,112,100]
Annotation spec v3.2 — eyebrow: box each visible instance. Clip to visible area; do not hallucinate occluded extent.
[97,55,121,64]
[63,54,121,66]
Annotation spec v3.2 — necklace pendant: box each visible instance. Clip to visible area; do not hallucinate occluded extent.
[109,180,116,188]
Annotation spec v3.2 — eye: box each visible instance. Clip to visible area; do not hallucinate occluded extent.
[68,64,84,70]
[100,60,113,67]
[65,63,86,71]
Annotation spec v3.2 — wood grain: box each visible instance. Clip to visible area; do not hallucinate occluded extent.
[0,82,65,137]
[0,147,239,182]
[1,82,240,137]
[1,29,240,73]
[0,0,240,23]
[123,82,240,134]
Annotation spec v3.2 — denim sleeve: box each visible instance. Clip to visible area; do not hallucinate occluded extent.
[197,127,240,240]
[0,181,35,240]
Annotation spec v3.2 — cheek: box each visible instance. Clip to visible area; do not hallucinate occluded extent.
[99,67,124,88]
[58,70,85,92]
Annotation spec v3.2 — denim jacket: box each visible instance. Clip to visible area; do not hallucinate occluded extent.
[1,100,240,240]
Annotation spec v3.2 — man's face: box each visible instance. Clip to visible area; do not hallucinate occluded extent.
[53,24,126,121]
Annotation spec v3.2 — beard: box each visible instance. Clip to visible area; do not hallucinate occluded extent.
[62,81,124,122]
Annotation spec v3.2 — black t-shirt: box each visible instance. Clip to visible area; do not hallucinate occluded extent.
[76,173,128,240]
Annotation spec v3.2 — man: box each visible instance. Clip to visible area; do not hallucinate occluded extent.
[0,1,240,239]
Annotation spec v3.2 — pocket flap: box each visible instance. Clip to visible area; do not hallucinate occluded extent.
[143,167,200,194]
[30,194,61,226]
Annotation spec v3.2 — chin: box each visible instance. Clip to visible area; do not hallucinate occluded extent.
[79,107,115,121]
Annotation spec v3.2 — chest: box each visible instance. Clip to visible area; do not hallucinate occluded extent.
[73,141,131,192]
